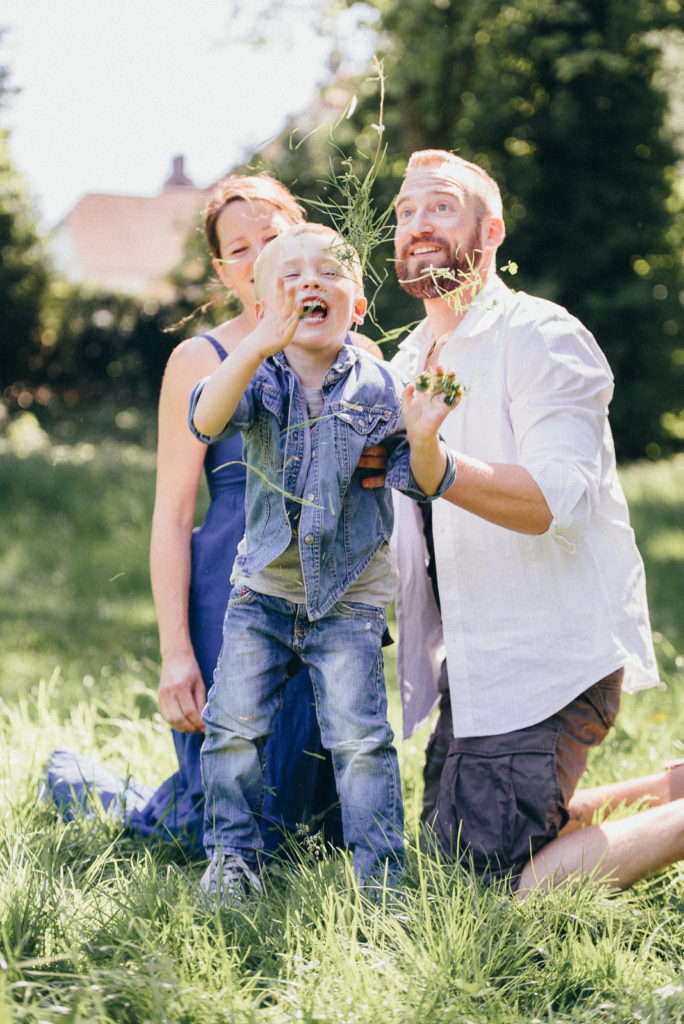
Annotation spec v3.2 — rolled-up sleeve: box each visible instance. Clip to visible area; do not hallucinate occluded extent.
[508,312,614,550]
[386,436,457,501]
[188,378,252,444]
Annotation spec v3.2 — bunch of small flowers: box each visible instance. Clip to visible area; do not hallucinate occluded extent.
[415,368,464,406]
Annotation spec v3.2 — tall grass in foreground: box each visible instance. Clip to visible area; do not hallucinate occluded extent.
[0,410,683,1022]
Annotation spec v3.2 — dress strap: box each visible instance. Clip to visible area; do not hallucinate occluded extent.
[198,333,228,362]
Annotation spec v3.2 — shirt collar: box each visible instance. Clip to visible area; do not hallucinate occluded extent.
[452,275,511,337]
[270,335,355,386]
[396,275,512,364]
[321,338,356,387]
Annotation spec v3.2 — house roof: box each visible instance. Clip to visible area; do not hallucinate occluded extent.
[51,157,210,298]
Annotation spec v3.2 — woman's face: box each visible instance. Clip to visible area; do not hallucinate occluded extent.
[213,199,294,311]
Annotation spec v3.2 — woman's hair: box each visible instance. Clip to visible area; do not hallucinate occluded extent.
[204,174,305,258]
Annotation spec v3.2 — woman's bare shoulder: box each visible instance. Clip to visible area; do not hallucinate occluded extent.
[158,340,218,408]
[164,321,237,377]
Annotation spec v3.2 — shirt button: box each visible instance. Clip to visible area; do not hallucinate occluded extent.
[304,534,314,545]
[306,493,314,503]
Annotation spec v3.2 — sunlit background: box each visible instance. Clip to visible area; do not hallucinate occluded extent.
[2,0,683,462]
[4,0,377,228]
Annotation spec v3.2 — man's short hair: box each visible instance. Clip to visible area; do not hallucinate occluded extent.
[405,150,503,223]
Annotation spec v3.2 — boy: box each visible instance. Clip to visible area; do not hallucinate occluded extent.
[189,223,459,899]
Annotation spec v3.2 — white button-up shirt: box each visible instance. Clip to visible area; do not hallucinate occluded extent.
[391,276,659,739]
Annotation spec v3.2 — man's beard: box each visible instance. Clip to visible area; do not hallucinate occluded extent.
[396,229,483,299]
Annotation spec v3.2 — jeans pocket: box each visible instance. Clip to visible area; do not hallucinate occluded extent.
[333,600,385,623]
[227,584,259,609]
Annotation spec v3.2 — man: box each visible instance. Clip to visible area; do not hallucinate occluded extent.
[387,149,684,893]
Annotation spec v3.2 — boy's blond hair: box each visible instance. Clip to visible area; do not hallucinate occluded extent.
[254,224,364,299]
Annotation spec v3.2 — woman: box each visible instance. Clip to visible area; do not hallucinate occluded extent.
[49,173,381,854]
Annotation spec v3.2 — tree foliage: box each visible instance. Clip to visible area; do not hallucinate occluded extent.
[0,38,50,393]
[236,0,684,459]
[0,33,191,416]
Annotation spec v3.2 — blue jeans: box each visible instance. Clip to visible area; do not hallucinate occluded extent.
[201,588,405,881]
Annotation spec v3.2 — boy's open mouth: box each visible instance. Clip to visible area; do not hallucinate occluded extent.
[299,299,329,323]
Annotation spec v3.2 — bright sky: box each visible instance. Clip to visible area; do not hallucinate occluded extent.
[3,1,376,229]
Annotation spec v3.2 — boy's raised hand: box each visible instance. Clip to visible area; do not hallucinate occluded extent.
[192,280,306,440]
[401,365,463,443]
[253,279,301,358]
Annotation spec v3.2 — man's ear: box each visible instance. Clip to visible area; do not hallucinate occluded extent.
[351,296,367,326]
[486,217,505,248]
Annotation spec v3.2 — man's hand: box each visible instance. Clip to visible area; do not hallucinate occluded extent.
[401,366,463,495]
[402,365,463,443]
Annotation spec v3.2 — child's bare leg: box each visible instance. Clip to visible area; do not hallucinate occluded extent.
[517,797,684,895]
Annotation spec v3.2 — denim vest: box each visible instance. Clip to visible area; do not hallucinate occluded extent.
[190,342,456,620]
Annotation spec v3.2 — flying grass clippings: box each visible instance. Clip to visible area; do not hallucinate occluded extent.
[415,368,464,406]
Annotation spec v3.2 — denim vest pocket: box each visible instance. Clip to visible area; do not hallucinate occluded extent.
[258,381,287,425]
[330,403,399,452]
[331,401,393,431]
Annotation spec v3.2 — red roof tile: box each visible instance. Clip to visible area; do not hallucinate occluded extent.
[52,181,209,297]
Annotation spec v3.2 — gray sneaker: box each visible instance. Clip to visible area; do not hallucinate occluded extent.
[200,853,264,903]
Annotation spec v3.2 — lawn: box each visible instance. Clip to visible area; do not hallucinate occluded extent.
[0,406,683,1023]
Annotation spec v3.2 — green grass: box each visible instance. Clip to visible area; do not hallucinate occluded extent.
[0,407,683,1022]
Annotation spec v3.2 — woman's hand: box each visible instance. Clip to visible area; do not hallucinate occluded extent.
[158,653,207,733]
[359,443,388,488]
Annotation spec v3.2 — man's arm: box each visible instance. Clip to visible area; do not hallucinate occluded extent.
[442,457,552,535]
[363,443,551,533]
[442,309,613,539]
[364,440,551,532]
[381,311,609,535]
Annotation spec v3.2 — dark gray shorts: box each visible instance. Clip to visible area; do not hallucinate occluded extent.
[422,669,623,887]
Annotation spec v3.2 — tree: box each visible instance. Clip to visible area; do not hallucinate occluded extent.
[0,36,50,395]
[231,0,684,459]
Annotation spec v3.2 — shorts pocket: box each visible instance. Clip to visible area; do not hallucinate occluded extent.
[581,669,623,732]
[433,725,563,884]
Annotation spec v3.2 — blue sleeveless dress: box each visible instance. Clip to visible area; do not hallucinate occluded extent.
[48,335,342,854]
